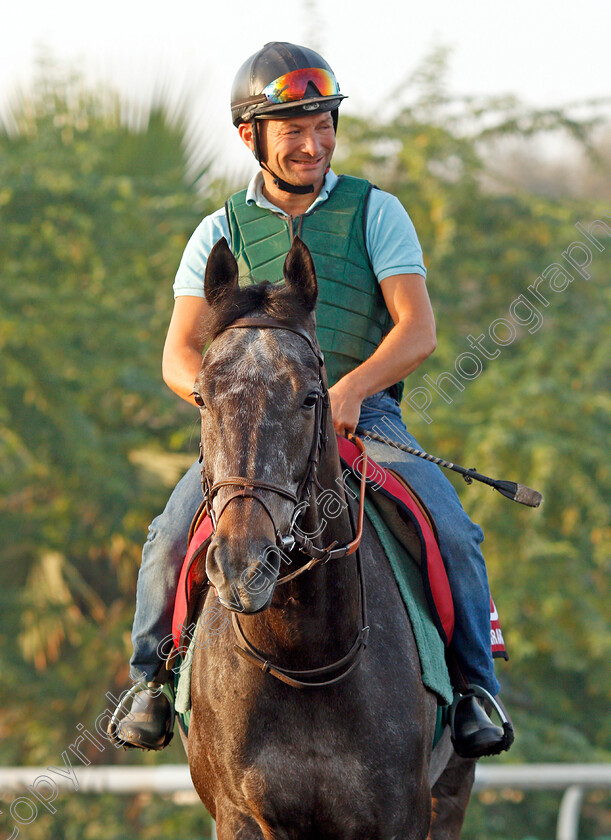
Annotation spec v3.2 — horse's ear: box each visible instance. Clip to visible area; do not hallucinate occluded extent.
[283,237,318,313]
[204,238,239,307]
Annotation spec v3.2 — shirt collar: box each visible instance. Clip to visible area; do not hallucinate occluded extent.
[245,169,339,215]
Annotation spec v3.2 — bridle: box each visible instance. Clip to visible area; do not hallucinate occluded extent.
[197,315,369,688]
[200,316,367,578]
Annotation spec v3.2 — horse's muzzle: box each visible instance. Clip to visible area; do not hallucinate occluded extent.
[206,535,280,614]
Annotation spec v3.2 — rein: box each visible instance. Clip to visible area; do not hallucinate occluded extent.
[200,315,370,688]
[231,541,370,689]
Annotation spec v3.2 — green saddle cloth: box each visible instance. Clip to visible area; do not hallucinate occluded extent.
[360,491,452,705]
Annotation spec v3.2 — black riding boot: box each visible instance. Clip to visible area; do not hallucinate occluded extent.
[451,691,514,759]
[108,683,174,751]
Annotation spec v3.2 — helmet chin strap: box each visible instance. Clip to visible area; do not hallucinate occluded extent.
[260,161,315,195]
[253,119,315,196]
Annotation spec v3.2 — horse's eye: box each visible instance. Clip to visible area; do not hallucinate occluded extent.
[191,392,206,408]
[302,391,319,410]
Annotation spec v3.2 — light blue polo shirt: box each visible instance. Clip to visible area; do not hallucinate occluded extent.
[173,169,426,297]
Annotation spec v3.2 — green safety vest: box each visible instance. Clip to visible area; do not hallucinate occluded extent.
[225,175,401,397]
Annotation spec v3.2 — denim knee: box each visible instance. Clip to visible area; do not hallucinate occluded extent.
[435,515,485,564]
[142,513,189,571]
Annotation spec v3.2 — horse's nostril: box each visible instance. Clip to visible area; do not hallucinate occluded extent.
[205,540,222,581]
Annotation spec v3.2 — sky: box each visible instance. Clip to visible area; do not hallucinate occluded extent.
[2,0,610,176]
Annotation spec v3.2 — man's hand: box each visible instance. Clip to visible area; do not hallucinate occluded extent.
[328,378,364,437]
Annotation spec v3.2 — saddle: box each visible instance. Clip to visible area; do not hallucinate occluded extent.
[170,437,506,683]
[337,437,507,661]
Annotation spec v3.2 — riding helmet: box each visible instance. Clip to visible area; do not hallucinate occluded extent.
[230,41,346,127]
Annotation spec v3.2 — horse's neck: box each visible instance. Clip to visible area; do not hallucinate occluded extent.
[241,432,361,667]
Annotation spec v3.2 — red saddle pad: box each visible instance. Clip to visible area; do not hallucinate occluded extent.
[172,436,507,658]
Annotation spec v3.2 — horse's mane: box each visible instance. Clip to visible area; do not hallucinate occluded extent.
[201,281,308,345]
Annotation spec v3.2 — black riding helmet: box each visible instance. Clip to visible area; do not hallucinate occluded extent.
[231,42,347,194]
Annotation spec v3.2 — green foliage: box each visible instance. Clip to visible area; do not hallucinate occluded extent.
[0,67,209,778]
[337,56,610,837]
[1,54,609,839]
[0,791,214,840]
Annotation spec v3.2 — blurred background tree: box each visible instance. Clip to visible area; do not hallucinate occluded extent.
[0,52,609,839]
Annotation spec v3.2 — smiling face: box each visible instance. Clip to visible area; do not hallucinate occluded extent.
[239,112,336,194]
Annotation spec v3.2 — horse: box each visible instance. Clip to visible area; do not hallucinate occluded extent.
[183,236,476,839]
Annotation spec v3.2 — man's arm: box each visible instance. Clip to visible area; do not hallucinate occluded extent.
[162,296,211,406]
[328,273,436,436]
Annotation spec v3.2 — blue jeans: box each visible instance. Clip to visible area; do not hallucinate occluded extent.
[130,462,204,683]
[131,390,500,694]
[358,390,500,695]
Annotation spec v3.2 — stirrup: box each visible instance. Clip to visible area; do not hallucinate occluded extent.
[107,682,175,750]
[450,684,514,757]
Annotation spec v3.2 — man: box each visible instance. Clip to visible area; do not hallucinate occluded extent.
[111,42,512,759]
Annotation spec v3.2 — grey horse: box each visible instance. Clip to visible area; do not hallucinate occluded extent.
[184,237,476,839]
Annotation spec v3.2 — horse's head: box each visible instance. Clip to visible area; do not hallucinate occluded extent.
[194,237,326,613]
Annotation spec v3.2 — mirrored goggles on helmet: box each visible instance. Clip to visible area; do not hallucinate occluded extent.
[261,67,340,104]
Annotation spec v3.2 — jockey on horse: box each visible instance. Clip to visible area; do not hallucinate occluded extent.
[109,41,513,759]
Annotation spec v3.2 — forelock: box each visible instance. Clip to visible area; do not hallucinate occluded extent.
[200,280,310,346]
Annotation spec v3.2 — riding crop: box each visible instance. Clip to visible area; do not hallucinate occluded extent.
[355,427,543,508]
